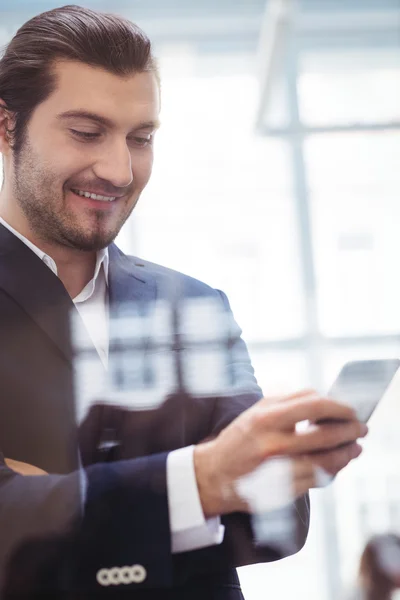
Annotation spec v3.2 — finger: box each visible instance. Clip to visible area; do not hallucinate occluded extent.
[313,465,335,488]
[287,458,334,490]
[291,463,335,493]
[260,389,319,407]
[269,397,358,430]
[292,474,319,498]
[281,389,319,402]
[311,442,363,476]
[289,456,316,479]
[284,420,367,454]
[291,459,321,494]
[235,457,316,511]
[280,457,318,497]
[258,391,320,433]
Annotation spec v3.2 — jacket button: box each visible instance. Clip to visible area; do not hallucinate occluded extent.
[131,564,147,583]
[96,564,147,586]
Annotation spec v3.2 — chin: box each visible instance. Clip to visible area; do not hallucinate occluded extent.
[80,237,115,252]
[64,230,117,252]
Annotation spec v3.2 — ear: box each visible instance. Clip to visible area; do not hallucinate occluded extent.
[0,99,13,154]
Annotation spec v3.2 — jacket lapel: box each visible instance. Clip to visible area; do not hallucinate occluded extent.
[0,227,158,367]
[107,243,158,358]
[107,244,161,405]
[108,243,157,309]
[0,223,76,363]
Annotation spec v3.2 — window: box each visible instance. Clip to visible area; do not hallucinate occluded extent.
[299,48,400,126]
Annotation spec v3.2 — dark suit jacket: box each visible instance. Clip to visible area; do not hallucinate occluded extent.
[0,223,310,599]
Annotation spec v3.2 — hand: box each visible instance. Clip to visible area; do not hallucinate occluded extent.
[194,390,367,517]
[5,458,48,476]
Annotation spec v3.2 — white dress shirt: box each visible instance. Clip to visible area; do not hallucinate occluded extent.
[0,217,224,553]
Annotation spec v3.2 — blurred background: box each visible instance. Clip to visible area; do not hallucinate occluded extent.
[1,0,400,597]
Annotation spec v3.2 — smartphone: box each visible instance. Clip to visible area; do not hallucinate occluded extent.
[325,358,400,423]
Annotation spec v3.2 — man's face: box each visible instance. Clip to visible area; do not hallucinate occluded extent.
[10,60,160,251]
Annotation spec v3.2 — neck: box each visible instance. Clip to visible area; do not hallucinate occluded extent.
[0,198,97,299]
[42,244,98,299]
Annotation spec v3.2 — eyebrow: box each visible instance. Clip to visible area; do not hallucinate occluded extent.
[57,110,160,131]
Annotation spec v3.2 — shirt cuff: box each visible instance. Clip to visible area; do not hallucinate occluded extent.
[167,445,225,554]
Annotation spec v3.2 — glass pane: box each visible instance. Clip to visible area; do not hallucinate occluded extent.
[239,348,329,599]
[249,349,308,395]
[298,48,400,126]
[130,47,306,341]
[306,131,400,336]
[306,131,400,190]
[239,511,330,600]
[323,345,400,593]
[261,74,291,130]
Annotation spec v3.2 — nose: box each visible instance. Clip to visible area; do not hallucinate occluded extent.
[93,138,133,189]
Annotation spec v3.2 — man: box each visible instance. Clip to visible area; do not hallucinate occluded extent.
[0,5,367,598]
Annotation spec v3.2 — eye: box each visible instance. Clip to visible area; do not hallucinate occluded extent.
[129,134,153,148]
[70,129,100,141]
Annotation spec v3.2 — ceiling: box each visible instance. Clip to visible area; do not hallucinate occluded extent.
[1,0,398,50]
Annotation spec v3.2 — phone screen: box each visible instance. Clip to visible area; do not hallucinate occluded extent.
[327,359,400,423]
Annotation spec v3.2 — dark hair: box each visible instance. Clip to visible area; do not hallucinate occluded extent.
[0,4,159,153]
[358,534,400,600]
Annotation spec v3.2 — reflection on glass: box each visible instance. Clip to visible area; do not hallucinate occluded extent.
[127,53,305,342]
[299,49,400,126]
[307,132,400,336]
[249,350,308,395]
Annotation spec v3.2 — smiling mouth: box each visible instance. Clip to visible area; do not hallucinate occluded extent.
[71,188,118,202]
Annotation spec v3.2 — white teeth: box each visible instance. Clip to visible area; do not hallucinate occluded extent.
[72,189,116,202]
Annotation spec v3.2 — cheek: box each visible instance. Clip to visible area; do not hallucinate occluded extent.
[132,151,154,189]
[40,136,93,185]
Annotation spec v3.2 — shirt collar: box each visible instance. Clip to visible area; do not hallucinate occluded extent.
[0,216,109,287]
[93,247,109,286]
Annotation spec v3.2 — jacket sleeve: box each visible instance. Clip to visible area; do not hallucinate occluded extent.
[0,452,173,596]
[171,290,310,580]
[218,288,310,561]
